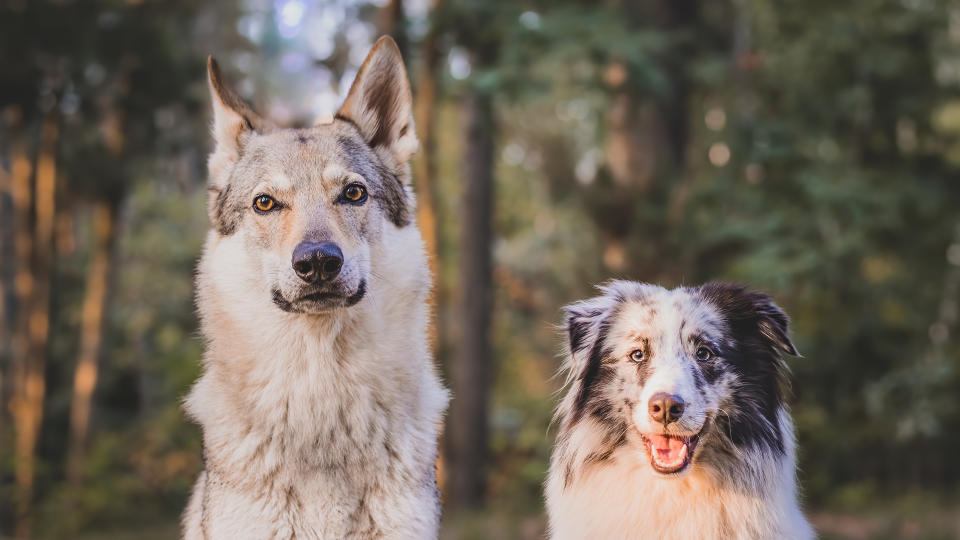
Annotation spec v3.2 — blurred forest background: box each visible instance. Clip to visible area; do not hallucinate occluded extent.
[2,0,960,538]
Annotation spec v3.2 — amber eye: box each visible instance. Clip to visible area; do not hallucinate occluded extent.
[341,183,367,203]
[696,346,713,361]
[253,195,278,213]
[629,349,644,363]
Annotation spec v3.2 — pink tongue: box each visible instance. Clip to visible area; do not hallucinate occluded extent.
[648,434,686,461]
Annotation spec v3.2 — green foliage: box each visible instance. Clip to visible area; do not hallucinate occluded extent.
[462,0,960,519]
[4,0,960,537]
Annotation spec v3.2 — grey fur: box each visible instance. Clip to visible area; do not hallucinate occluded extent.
[183,37,447,540]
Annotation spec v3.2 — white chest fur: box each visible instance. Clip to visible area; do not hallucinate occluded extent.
[545,415,814,540]
[182,229,448,539]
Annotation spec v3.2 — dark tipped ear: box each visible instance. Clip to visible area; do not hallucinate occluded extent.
[755,299,800,356]
[564,296,616,381]
[700,282,799,357]
[336,36,418,166]
[207,56,265,174]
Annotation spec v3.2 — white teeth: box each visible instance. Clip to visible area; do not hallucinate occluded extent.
[650,443,688,468]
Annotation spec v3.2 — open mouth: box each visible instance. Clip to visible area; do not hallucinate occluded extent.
[640,432,700,474]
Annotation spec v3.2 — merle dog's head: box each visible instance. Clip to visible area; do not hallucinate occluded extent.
[560,281,798,476]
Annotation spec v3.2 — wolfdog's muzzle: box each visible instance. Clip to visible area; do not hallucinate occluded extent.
[270,240,366,312]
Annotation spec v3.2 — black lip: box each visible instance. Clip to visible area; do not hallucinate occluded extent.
[271,280,367,312]
[639,432,701,475]
[345,280,367,306]
[271,288,299,312]
[299,291,339,303]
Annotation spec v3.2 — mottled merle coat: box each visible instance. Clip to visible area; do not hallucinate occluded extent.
[546,281,813,540]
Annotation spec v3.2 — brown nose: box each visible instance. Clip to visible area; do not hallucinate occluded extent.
[648,393,685,425]
[291,241,343,283]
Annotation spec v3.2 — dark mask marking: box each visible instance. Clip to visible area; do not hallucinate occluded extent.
[346,280,367,306]
[372,161,410,227]
[271,288,298,312]
[583,428,628,466]
[633,351,655,389]
[212,184,240,236]
[690,361,708,390]
[337,133,410,227]
[697,282,796,456]
[570,318,612,425]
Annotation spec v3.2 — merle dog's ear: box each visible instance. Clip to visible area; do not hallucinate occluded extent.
[754,296,799,357]
[206,56,265,174]
[564,297,614,380]
[700,282,799,357]
[336,36,418,168]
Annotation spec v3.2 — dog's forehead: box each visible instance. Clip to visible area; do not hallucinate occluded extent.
[611,288,724,341]
[239,123,378,187]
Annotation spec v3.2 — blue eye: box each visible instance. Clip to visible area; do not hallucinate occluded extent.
[630,349,644,362]
[696,346,713,361]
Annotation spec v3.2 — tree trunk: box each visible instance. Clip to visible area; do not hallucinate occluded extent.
[601,73,657,271]
[604,65,661,194]
[9,121,35,540]
[413,0,446,357]
[600,0,694,277]
[66,200,118,485]
[0,113,14,463]
[10,111,58,540]
[445,87,494,510]
[8,120,33,530]
[411,0,449,494]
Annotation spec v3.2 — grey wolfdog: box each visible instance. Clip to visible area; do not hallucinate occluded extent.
[546,281,813,539]
[181,37,449,539]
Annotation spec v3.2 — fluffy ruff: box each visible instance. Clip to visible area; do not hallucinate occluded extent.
[181,224,448,539]
[182,37,448,539]
[545,281,814,540]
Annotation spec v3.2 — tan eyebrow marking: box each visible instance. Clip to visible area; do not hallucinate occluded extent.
[265,171,293,191]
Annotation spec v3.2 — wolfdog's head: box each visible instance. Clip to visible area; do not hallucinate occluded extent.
[203,37,418,313]
[558,281,798,477]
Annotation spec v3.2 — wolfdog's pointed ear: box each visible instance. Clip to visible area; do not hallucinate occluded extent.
[700,283,800,357]
[336,36,418,166]
[207,56,264,176]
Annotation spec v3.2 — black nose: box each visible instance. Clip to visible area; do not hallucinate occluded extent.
[291,241,343,283]
[648,393,685,425]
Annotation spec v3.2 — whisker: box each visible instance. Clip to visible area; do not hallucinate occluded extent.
[715,407,735,441]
